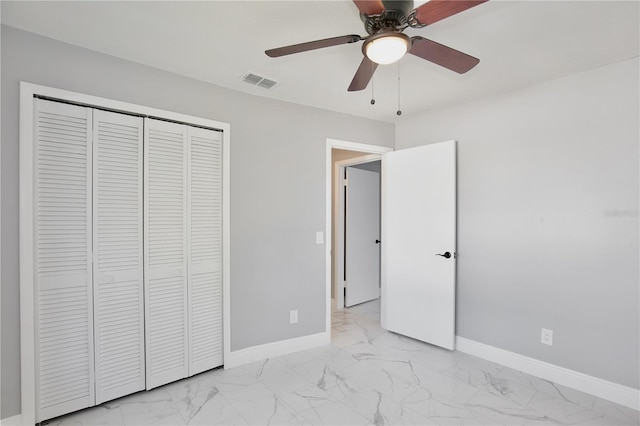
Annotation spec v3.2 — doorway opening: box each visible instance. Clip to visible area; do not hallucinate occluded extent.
[326,139,458,351]
[325,139,393,342]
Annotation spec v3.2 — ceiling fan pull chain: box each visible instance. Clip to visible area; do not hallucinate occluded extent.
[397,61,402,116]
[371,61,376,105]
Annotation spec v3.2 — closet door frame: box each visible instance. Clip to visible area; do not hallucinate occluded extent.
[19,82,231,426]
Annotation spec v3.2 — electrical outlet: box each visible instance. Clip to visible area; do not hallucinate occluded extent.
[541,328,553,346]
[290,310,298,324]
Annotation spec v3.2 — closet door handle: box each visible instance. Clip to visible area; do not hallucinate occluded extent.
[104,275,114,283]
[174,269,182,276]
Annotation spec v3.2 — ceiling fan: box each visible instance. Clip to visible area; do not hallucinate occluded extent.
[265,0,488,92]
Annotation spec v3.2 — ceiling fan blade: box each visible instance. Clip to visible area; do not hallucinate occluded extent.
[409,36,479,74]
[348,57,379,91]
[352,0,386,15]
[411,0,488,27]
[266,35,362,57]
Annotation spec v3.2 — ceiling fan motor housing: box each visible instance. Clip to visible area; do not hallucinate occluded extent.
[382,0,415,17]
[357,0,414,33]
[363,9,410,34]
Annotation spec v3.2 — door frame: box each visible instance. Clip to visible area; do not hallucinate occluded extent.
[325,139,392,335]
[335,156,382,309]
[19,82,231,425]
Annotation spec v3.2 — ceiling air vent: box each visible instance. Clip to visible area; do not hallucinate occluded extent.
[242,72,278,89]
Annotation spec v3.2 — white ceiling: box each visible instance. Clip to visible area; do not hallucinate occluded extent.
[2,1,639,123]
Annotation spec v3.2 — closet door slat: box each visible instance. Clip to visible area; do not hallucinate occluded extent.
[188,127,224,375]
[144,118,189,389]
[93,109,145,403]
[34,99,95,422]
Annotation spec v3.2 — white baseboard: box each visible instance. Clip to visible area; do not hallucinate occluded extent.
[0,414,23,425]
[224,331,330,369]
[456,336,640,411]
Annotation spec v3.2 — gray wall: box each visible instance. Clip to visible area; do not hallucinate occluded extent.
[396,57,639,389]
[0,25,394,418]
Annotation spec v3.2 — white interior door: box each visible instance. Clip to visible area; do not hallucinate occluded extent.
[381,141,457,350]
[144,119,189,389]
[188,126,224,375]
[34,99,95,421]
[345,166,381,307]
[93,109,145,404]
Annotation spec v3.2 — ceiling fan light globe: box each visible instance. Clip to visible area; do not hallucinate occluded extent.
[364,34,409,65]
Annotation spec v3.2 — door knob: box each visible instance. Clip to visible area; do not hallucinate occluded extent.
[435,252,452,259]
[375,239,381,244]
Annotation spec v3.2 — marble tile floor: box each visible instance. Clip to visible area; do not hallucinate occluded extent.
[45,299,639,426]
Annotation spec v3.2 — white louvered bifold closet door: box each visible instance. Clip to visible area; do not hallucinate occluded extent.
[34,99,95,421]
[144,118,189,389]
[92,110,145,403]
[188,127,223,375]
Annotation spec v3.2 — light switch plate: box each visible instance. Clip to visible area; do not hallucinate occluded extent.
[316,231,324,244]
